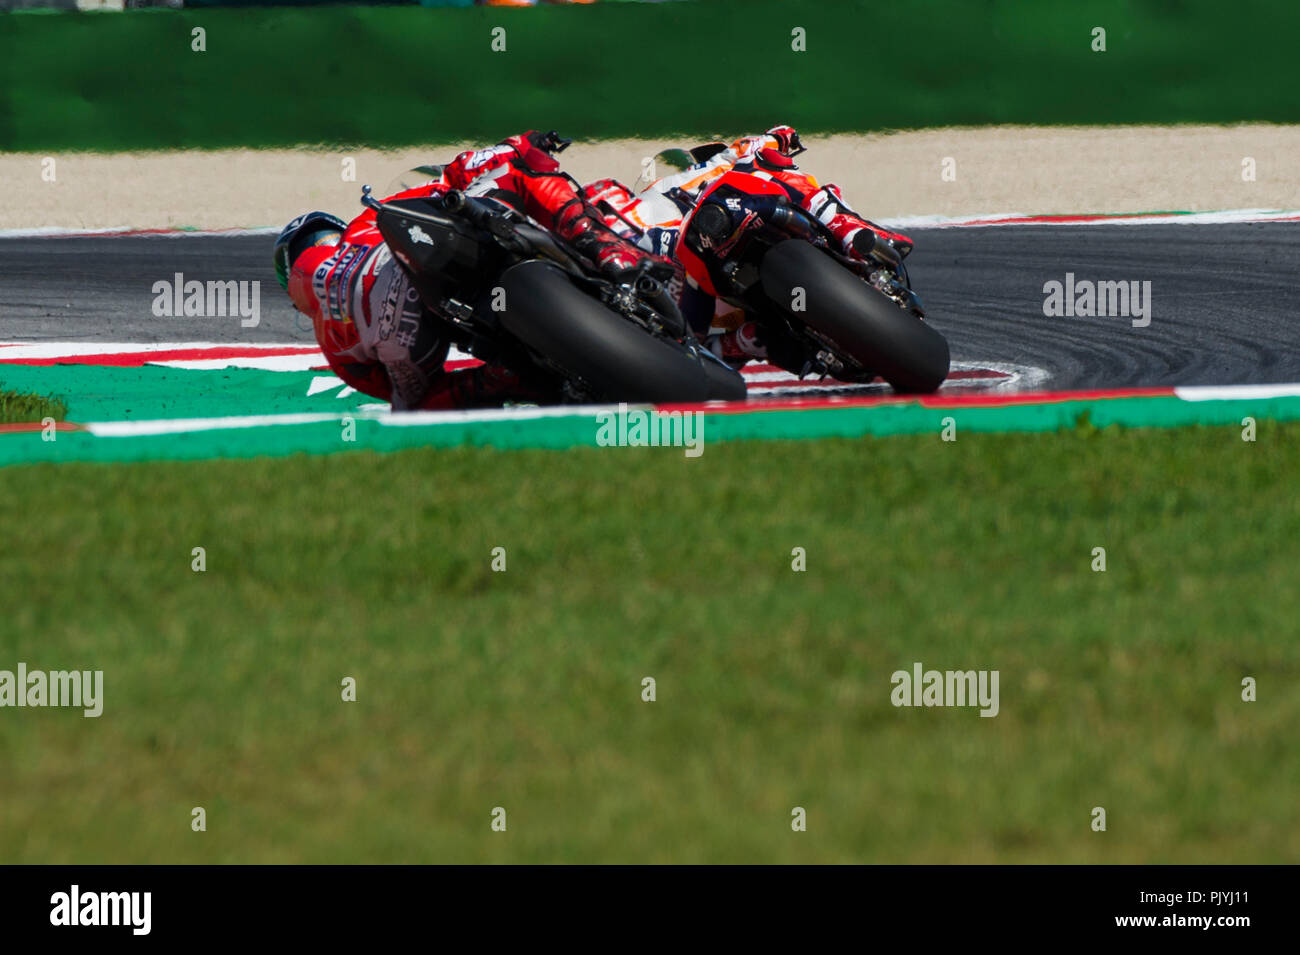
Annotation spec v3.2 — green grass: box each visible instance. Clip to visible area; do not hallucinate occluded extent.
[0,387,66,424]
[5,1,1300,150]
[1,424,1297,863]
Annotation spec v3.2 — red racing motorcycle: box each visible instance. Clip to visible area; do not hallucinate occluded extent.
[677,169,950,393]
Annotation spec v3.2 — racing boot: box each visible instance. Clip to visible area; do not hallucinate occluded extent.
[825,213,914,264]
[555,198,675,282]
[709,321,768,368]
[709,320,814,376]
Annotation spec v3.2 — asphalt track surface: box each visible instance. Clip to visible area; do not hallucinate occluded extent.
[2,222,1299,391]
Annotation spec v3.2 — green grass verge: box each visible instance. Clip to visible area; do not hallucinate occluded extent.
[1,424,1296,863]
[4,0,1300,150]
[0,387,66,424]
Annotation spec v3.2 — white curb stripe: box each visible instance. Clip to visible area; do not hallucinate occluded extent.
[1174,383,1300,401]
[881,209,1300,229]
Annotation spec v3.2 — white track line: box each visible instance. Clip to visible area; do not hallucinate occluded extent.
[0,226,280,239]
[85,412,352,437]
[160,356,329,371]
[0,341,318,359]
[82,403,621,437]
[80,382,1300,440]
[882,209,1300,229]
[1174,383,1300,401]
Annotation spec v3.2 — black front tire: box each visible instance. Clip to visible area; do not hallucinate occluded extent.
[497,260,747,403]
[759,239,950,393]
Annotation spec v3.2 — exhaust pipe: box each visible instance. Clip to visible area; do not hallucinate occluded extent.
[850,228,901,267]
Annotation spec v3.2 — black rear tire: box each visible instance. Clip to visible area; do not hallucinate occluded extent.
[497,260,746,403]
[759,239,950,393]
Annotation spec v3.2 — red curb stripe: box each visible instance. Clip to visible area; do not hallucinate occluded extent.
[656,385,1178,416]
[951,212,1191,227]
[0,346,320,367]
[19,227,269,239]
[916,386,1176,408]
[0,346,486,372]
[0,421,84,434]
[743,366,1008,383]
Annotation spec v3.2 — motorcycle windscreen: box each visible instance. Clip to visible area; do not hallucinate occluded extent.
[383,165,445,197]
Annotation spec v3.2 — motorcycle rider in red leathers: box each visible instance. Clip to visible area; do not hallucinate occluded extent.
[273,131,673,410]
[582,125,914,366]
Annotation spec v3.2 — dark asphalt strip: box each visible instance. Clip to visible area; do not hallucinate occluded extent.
[2,222,1298,390]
